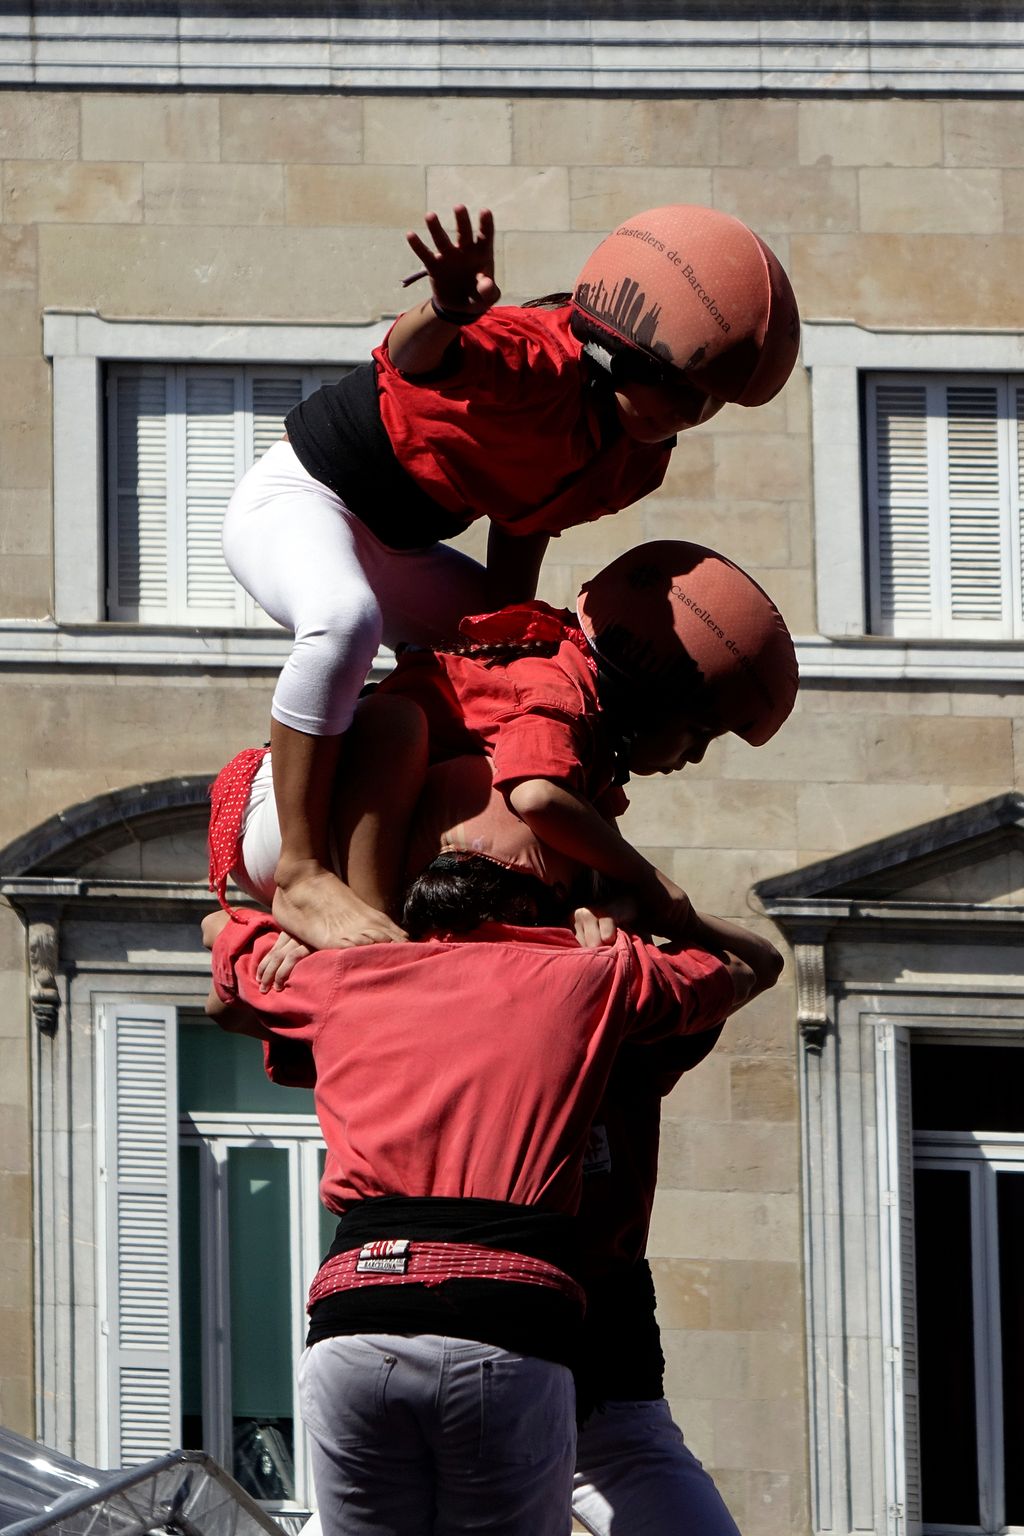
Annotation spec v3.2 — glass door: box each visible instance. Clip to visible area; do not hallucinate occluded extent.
[177,1013,334,1518]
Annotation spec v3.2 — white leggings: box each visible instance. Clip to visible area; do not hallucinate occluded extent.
[222,440,491,737]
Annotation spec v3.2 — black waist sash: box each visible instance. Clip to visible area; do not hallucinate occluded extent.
[306,1195,583,1367]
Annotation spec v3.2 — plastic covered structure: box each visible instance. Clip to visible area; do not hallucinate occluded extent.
[0,1426,284,1536]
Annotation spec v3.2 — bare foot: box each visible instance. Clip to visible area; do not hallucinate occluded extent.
[272,861,408,951]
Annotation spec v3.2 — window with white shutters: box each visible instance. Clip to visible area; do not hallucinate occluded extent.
[106,364,345,627]
[96,1002,329,1507]
[876,1030,1024,1536]
[866,373,1024,640]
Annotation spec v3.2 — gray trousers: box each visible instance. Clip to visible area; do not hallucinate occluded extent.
[573,1398,741,1536]
[299,1334,576,1535]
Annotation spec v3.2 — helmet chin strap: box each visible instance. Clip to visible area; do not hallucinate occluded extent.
[589,657,640,787]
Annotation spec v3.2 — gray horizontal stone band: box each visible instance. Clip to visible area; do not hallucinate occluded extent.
[2,9,1024,92]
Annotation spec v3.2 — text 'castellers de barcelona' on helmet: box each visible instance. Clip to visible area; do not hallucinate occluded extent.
[577,541,800,747]
[570,205,800,407]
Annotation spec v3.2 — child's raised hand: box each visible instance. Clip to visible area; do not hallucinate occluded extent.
[406,205,501,317]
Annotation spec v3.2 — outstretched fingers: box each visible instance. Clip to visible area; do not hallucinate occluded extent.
[403,204,500,318]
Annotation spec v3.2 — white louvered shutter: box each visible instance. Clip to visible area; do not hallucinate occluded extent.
[868,382,932,631]
[182,371,244,622]
[239,367,348,629]
[108,370,170,619]
[250,371,305,462]
[98,1001,180,1466]
[945,382,1007,632]
[867,373,1022,639]
[876,1022,922,1536]
[242,371,309,629]
[108,363,352,627]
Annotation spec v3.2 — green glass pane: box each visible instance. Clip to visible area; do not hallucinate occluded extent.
[228,1146,293,1416]
[227,1146,296,1500]
[178,1145,203,1439]
[911,1043,1024,1133]
[178,1017,315,1115]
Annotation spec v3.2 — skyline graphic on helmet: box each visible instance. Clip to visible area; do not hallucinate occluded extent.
[573,274,671,361]
[571,205,800,405]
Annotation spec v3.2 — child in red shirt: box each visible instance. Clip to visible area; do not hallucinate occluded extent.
[209,538,799,960]
[220,202,800,955]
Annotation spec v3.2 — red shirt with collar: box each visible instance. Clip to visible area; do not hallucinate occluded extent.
[211,910,733,1218]
[373,305,672,537]
[378,602,628,816]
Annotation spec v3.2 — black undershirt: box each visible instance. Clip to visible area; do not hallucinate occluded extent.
[285,363,471,550]
[575,1259,665,1415]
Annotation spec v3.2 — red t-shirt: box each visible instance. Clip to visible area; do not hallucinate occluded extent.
[211,911,734,1218]
[379,602,629,817]
[374,305,672,536]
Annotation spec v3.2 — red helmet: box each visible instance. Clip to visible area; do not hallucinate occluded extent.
[571,205,800,407]
[577,541,798,746]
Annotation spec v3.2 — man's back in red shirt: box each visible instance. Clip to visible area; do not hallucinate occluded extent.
[209,910,734,1220]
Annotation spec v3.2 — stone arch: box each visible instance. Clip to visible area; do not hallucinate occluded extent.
[0,775,213,879]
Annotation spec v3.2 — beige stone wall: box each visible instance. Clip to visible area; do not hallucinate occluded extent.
[6,89,1024,628]
[2,87,1024,1511]
[0,669,273,854]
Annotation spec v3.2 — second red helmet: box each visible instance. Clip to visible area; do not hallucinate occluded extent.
[577,540,799,747]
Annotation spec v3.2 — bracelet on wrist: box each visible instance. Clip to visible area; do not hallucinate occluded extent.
[430,296,482,327]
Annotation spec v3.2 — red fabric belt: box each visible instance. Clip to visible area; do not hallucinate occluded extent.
[307,1239,586,1311]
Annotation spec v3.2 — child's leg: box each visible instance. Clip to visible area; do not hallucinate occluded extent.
[331,694,428,918]
[269,720,409,945]
[234,698,427,941]
[223,442,404,949]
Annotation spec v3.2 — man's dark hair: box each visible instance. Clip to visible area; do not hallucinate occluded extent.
[402,853,569,939]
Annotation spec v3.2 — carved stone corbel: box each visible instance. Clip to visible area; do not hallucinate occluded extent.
[791,934,829,1052]
[28,919,60,1034]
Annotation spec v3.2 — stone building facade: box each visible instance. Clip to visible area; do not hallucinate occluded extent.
[2,7,1024,1535]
